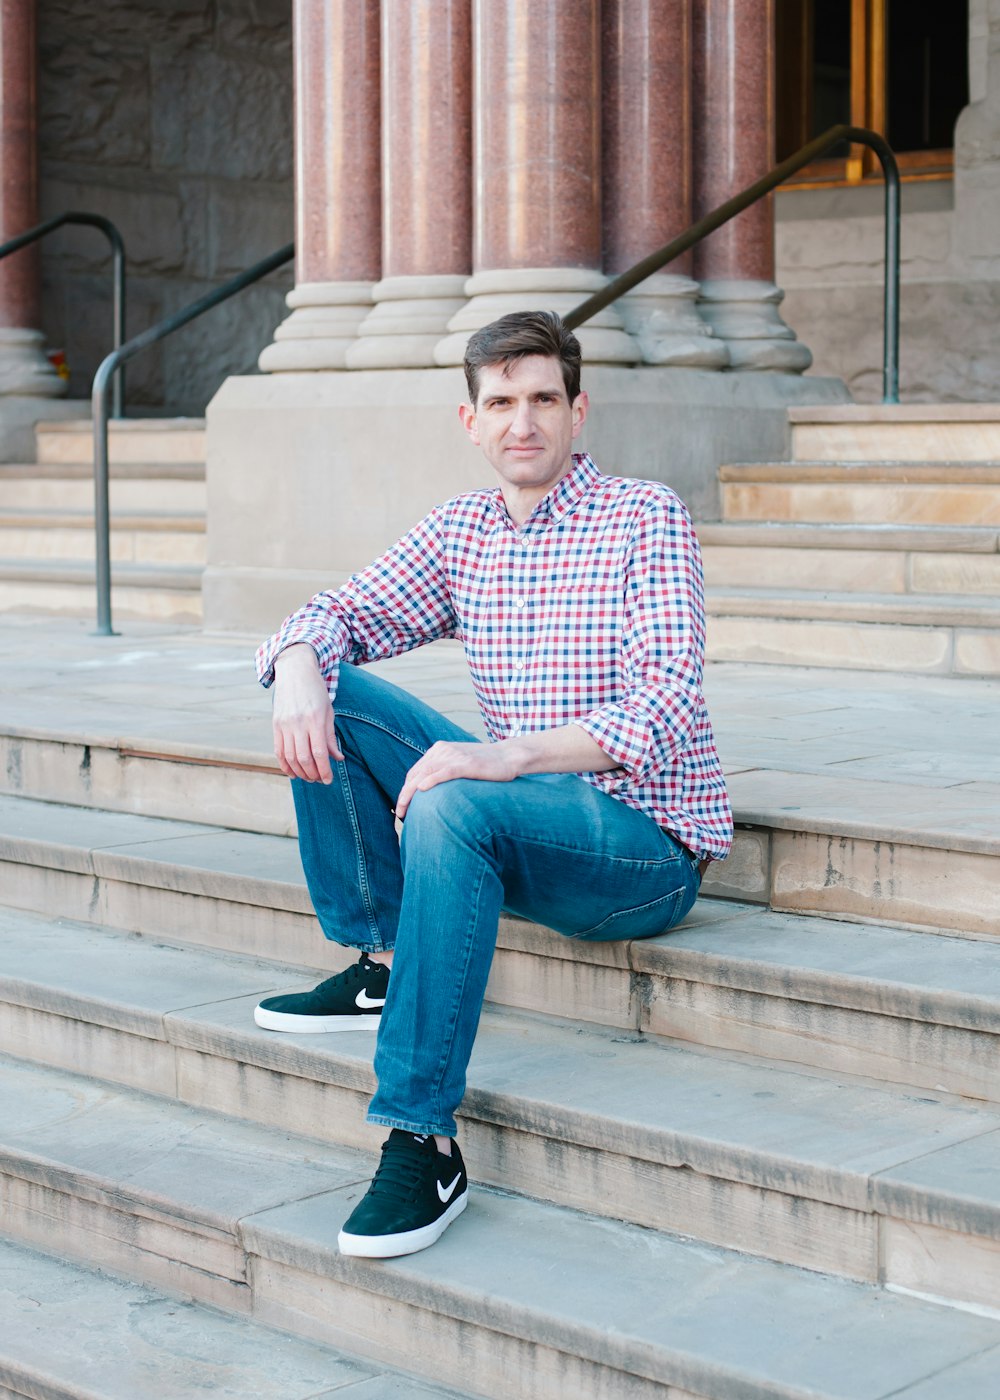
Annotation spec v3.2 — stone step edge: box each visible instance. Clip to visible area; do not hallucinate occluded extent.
[4,735,996,860]
[787,404,1000,424]
[0,1235,464,1400]
[719,462,1000,482]
[0,509,205,532]
[698,522,1000,552]
[0,560,204,588]
[4,793,1000,1019]
[5,1052,997,1400]
[706,587,1000,628]
[37,417,206,432]
[5,1179,994,1400]
[0,462,205,481]
[3,910,999,1241]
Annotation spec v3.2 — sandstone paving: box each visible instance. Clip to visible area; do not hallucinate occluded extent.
[4,619,1000,854]
[0,905,303,1032]
[892,1348,1000,1400]
[5,907,998,1229]
[242,1185,1000,1400]
[0,1237,464,1400]
[0,1055,370,1230]
[635,910,1000,1029]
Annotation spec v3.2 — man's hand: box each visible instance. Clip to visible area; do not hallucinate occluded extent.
[395,740,521,820]
[395,723,619,820]
[272,644,343,783]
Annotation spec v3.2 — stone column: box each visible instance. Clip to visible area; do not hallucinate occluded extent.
[0,0,62,397]
[436,0,636,366]
[260,0,381,372]
[954,0,1000,270]
[692,0,810,371]
[348,0,471,368]
[603,0,726,367]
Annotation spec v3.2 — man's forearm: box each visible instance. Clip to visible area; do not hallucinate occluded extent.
[501,721,619,777]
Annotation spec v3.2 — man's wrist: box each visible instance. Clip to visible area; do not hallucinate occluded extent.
[274,642,320,673]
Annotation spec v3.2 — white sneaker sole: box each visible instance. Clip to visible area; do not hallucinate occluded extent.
[253,1006,382,1033]
[337,1190,469,1257]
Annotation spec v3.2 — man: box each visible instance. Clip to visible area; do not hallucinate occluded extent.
[254,311,733,1260]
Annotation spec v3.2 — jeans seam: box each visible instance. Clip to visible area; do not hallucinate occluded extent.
[335,704,477,754]
[427,858,489,1131]
[331,754,385,949]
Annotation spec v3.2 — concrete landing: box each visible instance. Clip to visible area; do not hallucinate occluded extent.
[0,1236,466,1400]
[2,616,997,935]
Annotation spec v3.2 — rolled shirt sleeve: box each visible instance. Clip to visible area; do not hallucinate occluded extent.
[574,489,705,784]
[255,508,457,696]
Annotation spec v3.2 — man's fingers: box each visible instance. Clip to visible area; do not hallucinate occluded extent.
[326,708,344,762]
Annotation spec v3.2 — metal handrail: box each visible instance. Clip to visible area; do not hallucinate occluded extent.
[0,212,127,417]
[566,124,901,405]
[91,240,294,634]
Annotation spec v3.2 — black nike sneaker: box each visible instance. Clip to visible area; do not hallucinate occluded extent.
[338,1130,469,1257]
[253,952,389,1032]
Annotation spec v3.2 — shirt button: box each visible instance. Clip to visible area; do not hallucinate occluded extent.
[514,661,524,671]
[511,725,522,737]
[515,597,525,609]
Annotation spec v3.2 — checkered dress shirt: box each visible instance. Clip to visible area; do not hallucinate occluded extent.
[257,453,733,860]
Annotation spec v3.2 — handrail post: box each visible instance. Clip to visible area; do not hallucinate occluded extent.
[110,225,126,418]
[566,123,902,405]
[0,211,128,413]
[91,355,117,635]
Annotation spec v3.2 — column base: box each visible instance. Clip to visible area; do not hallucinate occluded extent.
[0,328,67,398]
[697,280,813,373]
[258,281,375,372]
[347,275,469,369]
[619,275,729,369]
[435,268,639,366]
[0,395,88,464]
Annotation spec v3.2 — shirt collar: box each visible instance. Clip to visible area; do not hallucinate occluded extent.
[489,453,602,529]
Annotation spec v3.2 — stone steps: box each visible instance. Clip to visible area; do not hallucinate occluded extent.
[788,404,1000,462]
[0,508,205,564]
[0,420,208,622]
[3,700,997,937]
[0,558,203,623]
[699,522,1000,595]
[720,463,1000,528]
[2,909,1000,1317]
[0,1236,460,1400]
[35,417,206,466]
[1,793,997,1097]
[705,586,1000,677]
[2,1074,995,1400]
[0,462,206,513]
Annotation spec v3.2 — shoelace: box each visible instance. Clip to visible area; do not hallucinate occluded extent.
[315,957,382,996]
[367,1139,431,1204]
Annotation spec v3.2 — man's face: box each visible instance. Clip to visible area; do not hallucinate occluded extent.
[459,354,588,504]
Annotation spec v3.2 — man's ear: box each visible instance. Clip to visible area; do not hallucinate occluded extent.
[570,389,589,440]
[458,402,480,446]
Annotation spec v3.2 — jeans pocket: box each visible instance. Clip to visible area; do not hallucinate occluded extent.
[572,880,692,942]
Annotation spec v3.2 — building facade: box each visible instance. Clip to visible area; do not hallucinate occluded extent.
[1,1,998,627]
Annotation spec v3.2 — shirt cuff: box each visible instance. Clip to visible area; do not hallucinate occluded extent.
[255,625,342,695]
[572,710,652,784]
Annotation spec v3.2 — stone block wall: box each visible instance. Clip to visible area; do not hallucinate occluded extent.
[776,178,1000,404]
[36,0,294,414]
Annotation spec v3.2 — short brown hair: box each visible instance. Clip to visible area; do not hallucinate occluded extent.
[463,311,582,406]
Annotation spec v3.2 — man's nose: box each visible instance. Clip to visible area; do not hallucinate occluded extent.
[510,401,535,437]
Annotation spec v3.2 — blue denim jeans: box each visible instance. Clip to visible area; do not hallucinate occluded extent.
[293,663,702,1137]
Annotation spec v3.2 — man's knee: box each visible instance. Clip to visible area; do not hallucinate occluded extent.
[400,779,494,853]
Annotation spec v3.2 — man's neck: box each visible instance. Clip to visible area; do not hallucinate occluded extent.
[499,458,576,527]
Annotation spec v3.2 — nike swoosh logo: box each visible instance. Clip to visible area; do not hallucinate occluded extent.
[355,990,386,1009]
[437,1172,462,1204]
